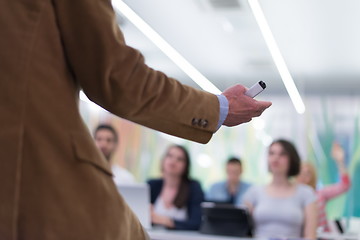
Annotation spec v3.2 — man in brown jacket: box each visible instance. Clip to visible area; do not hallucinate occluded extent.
[0,0,271,239]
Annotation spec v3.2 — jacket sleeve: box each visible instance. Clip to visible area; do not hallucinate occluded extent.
[174,181,204,230]
[51,0,219,144]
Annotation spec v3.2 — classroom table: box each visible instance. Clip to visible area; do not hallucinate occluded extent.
[148,229,360,240]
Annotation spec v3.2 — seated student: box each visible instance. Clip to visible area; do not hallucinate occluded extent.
[147,145,204,230]
[243,139,317,240]
[206,157,251,205]
[296,142,351,232]
[94,124,136,185]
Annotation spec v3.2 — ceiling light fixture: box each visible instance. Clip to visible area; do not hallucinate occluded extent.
[112,0,221,95]
[248,0,306,114]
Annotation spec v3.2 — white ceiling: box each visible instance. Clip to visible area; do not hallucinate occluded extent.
[116,0,360,95]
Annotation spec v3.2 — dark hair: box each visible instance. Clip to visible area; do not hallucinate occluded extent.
[270,139,300,177]
[227,157,242,166]
[162,145,191,208]
[94,124,118,143]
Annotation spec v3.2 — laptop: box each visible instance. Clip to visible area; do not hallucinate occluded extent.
[199,202,253,237]
[117,183,152,229]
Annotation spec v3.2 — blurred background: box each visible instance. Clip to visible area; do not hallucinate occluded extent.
[81,0,360,225]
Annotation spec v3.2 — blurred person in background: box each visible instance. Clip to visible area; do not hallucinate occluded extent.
[147,145,204,230]
[206,157,251,205]
[94,124,136,185]
[296,142,351,232]
[243,139,317,239]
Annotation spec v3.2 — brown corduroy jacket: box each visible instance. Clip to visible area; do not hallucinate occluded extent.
[0,0,219,239]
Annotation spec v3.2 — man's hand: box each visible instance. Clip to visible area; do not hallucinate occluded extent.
[222,84,272,126]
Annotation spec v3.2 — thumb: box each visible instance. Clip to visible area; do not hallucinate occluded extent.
[257,100,272,109]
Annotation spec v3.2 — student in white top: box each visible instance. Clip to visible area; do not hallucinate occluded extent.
[94,124,135,184]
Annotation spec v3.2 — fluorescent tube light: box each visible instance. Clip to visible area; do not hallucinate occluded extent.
[112,0,221,95]
[248,0,306,114]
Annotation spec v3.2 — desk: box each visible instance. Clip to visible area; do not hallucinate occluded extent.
[148,230,360,240]
[317,232,359,240]
[148,229,253,240]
